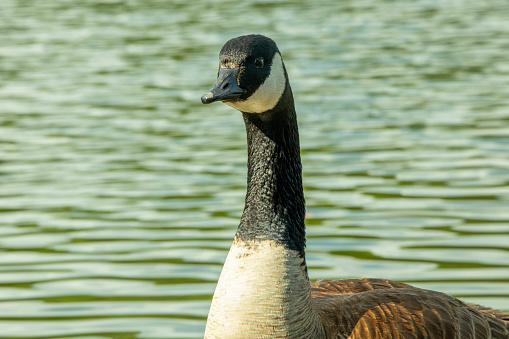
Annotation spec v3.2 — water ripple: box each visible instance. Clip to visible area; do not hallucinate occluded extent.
[1,0,509,338]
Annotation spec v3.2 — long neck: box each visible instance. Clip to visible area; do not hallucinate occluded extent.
[205,85,326,338]
[236,85,306,256]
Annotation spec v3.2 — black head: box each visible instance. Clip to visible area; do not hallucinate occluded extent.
[201,34,288,114]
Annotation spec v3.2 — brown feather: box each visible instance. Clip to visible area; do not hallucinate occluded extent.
[311,278,509,338]
[204,35,509,339]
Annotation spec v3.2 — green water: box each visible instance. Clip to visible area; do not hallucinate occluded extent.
[1,1,509,338]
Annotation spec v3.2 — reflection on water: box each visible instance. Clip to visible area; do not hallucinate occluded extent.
[1,0,509,338]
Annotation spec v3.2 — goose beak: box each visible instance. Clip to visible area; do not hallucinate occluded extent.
[201,67,246,104]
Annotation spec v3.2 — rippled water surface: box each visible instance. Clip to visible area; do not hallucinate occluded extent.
[1,1,509,338]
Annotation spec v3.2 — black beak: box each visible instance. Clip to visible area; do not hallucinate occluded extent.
[201,67,246,104]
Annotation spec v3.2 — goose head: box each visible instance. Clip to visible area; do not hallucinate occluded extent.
[201,34,288,114]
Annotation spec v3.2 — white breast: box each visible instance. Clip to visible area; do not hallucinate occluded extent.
[204,239,324,339]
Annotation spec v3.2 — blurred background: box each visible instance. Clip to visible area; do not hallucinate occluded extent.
[1,0,509,338]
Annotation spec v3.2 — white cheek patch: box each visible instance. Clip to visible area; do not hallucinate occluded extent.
[225,53,286,114]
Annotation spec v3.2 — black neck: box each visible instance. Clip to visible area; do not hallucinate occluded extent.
[236,85,306,256]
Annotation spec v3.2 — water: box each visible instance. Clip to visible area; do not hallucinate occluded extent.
[1,1,509,338]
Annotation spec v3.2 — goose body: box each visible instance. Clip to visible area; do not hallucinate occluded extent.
[201,34,509,339]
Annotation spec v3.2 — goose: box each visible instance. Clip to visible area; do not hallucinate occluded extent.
[200,34,509,339]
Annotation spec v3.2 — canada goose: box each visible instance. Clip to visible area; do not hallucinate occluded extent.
[201,34,509,339]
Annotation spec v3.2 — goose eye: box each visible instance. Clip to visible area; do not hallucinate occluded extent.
[254,57,264,68]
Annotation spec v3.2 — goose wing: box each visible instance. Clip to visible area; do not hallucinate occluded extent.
[311,279,509,339]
